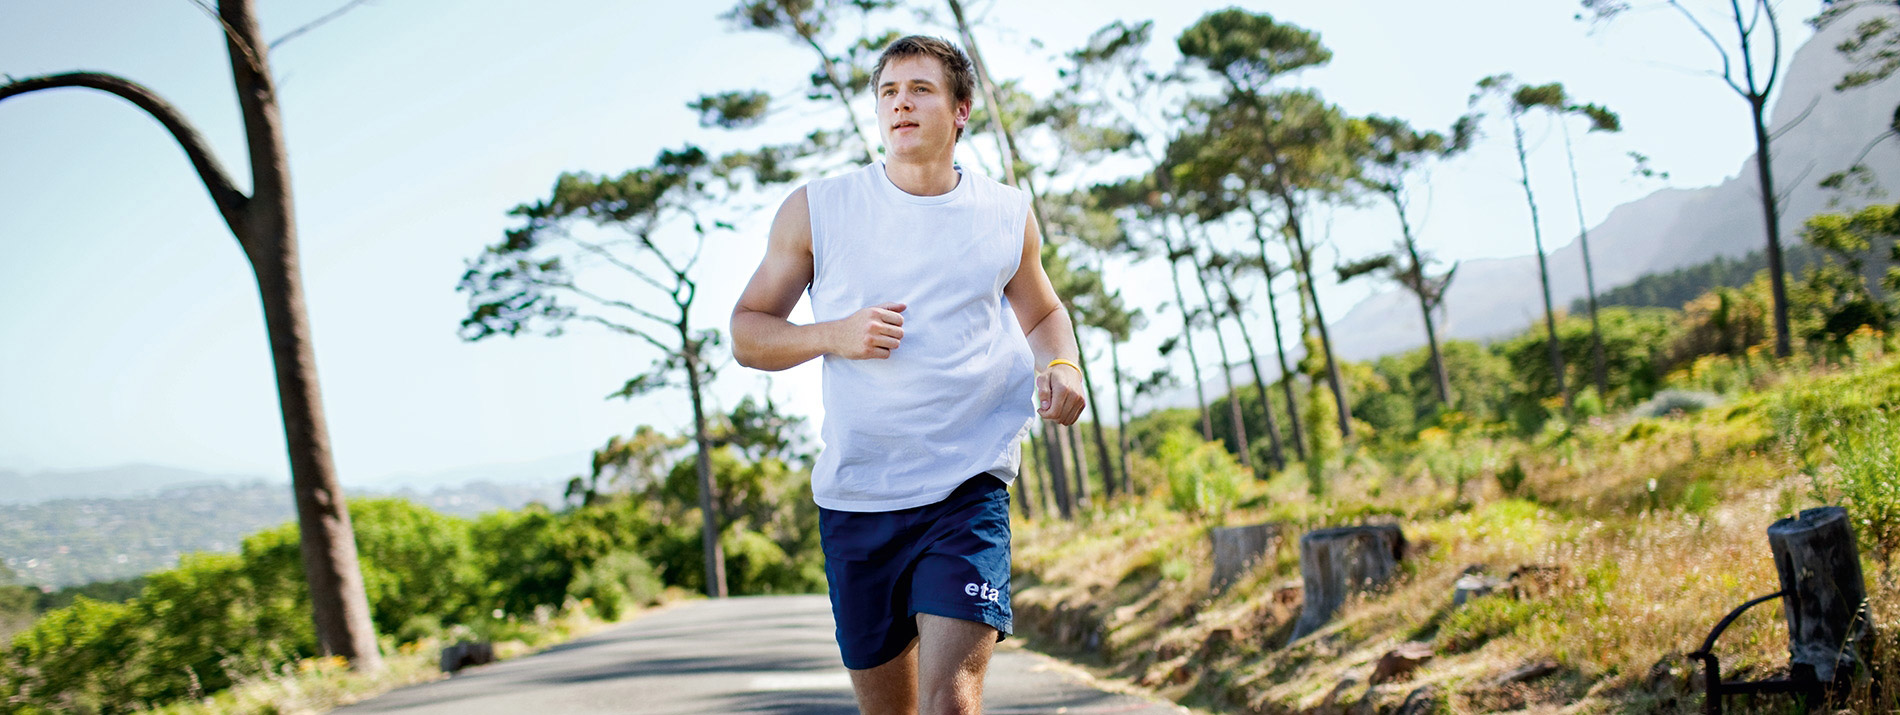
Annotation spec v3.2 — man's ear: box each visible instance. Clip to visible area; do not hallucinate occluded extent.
[955,100,971,129]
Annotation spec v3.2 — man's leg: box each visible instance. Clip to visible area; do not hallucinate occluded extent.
[847,638,920,715]
[915,613,997,715]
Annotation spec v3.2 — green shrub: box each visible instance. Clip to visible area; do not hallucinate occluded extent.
[1,597,143,713]
[1303,386,1343,496]
[568,551,665,620]
[1157,428,1247,516]
[1775,362,1900,558]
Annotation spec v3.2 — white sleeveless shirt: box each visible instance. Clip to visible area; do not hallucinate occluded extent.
[805,161,1038,511]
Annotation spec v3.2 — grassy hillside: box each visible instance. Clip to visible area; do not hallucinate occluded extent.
[1011,357,1900,714]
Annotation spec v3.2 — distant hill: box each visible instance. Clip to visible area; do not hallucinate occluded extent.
[1332,8,1900,359]
[0,463,260,504]
[0,450,589,505]
[1571,244,1824,313]
[0,479,566,588]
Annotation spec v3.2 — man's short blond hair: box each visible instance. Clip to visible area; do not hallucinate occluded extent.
[871,35,977,142]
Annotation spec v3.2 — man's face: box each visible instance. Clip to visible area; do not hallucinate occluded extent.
[875,54,969,160]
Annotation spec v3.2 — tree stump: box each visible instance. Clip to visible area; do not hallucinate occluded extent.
[1209,522,1281,593]
[1767,506,1873,682]
[1292,524,1406,640]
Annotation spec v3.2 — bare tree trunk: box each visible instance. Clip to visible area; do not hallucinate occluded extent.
[1510,111,1572,417]
[1015,438,1036,520]
[1224,285,1285,472]
[1560,122,1609,401]
[1029,431,1053,517]
[1,0,384,669]
[1162,235,1216,441]
[1109,340,1133,495]
[684,347,727,598]
[1066,424,1091,511]
[1251,211,1307,461]
[1387,192,1454,406]
[1750,97,1792,358]
[1065,307,1118,500]
[1280,194,1353,437]
[1042,420,1073,519]
[1191,250,1253,472]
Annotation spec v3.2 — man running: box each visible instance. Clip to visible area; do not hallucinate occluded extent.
[731,34,1085,715]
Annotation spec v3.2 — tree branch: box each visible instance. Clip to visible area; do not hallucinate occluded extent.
[551,279,681,330]
[0,72,251,245]
[1762,0,1783,94]
[564,233,681,298]
[786,4,877,164]
[574,314,679,356]
[1668,0,1748,97]
[1769,94,1822,141]
[270,0,375,49]
[184,0,265,76]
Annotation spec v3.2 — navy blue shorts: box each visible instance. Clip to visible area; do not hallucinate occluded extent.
[818,474,1013,670]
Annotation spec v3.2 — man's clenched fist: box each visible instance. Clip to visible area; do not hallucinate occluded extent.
[1037,363,1085,425]
[832,302,906,359]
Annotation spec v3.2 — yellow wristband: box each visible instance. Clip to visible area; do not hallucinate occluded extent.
[1047,359,1081,374]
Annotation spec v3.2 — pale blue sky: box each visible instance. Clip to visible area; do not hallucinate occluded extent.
[0,1,1819,485]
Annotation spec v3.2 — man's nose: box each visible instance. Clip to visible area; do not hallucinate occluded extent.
[895,91,913,112]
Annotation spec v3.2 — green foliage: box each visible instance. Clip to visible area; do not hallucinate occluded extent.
[1496,460,1527,497]
[1155,429,1247,516]
[1796,202,1900,347]
[2,596,143,713]
[1776,362,1900,559]
[1439,594,1538,653]
[567,551,665,621]
[689,90,770,129]
[1582,247,1820,314]
[346,500,483,633]
[1176,8,1331,91]
[1498,307,1680,423]
[1302,385,1343,496]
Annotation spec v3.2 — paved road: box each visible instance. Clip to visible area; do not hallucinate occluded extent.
[336,595,1186,714]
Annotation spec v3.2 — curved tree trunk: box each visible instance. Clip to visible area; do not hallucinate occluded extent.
[684,350,727,598]
[1192,254,1253,472]
[1251,212,1307,461]
[1561,123,1609,401]
[1385,192,1454,407]
[1225,285,1285,472]
[1510,111,1572,417]
[1280,195,1352,438]
[1,0,384,669]
[1163,237,1216,441]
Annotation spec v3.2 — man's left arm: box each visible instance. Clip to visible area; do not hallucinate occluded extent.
[1003,212,1086,426]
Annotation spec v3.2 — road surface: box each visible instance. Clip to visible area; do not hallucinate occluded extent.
[336,594,1188,714]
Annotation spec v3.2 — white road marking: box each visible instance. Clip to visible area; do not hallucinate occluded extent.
[747,671,854,690]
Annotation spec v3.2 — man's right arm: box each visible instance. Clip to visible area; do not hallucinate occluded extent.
[732,186,906,371]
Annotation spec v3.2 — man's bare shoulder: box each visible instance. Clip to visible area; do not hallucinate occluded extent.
[767,184,813,253]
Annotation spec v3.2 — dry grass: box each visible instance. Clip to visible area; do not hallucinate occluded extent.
[1013,359,1900,714]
